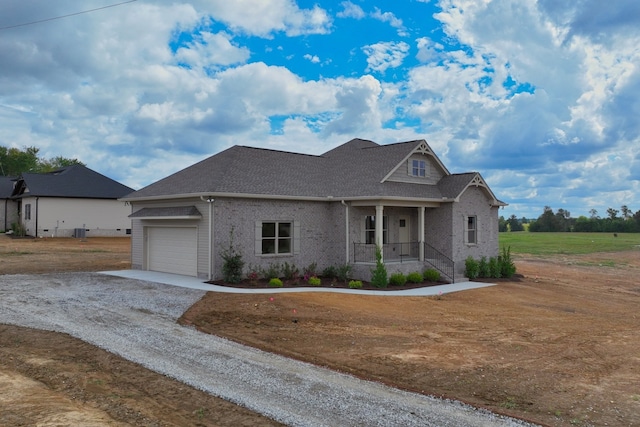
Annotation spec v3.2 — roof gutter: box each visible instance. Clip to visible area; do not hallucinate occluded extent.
[122,192,455,205]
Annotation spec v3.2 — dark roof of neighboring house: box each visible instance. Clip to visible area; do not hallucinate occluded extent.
[11,165,134,199]
[123,138,505,205]
[0,176,16,199]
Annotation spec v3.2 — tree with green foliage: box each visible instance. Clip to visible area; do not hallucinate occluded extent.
[370,246,388,288]
[507,214,524,231]
[0,145,84,176]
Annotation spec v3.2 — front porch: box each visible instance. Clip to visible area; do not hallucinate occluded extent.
[352,242,455,283]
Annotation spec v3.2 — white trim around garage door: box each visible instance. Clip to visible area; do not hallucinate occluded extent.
[146,226,198,277]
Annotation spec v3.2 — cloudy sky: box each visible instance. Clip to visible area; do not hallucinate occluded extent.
[1,0,639,219]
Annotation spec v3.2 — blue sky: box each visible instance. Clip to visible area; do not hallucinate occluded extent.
[1,0,639,219]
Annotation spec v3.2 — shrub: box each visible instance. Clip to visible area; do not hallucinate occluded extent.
[478,256,490,278]
[282,262,299,280]
[488,257,500,278]
[308,276,321,286]
[348,280,363,289]
[465,256,479,280]
[370,246,388,288]
[322,265,337,279]
[389,272,407,286]
[303,262,318,279]
[406,271,423,284]
[336,264,352,282]
[221,227,244,283]
[11,222,26,237]
[263,263,281,280]
[499,246,517,278]
[423,268,441,282]
[268,278,283,288]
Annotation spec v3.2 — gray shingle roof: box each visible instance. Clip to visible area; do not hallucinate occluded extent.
[0,176,16,199]
[11,165,134,199]
[123,138,499,203]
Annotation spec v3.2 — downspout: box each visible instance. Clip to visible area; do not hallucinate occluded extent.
[35,197,39,238]
[341,200,349,264]
[200,196,215,281]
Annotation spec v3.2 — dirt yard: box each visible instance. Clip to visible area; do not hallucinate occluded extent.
[1,235,639,426]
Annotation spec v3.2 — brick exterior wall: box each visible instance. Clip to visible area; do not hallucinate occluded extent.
[130,189,499,282]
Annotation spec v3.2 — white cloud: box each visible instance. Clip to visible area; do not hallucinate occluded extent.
[304,54,320,63]
[199,0,332,37]
[174,31,250,69]
[362,41,410,73]
[371,7,408,37]
[337,1,365,19]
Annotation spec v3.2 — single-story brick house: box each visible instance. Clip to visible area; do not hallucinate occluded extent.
[122,138,506,282]
[8,165,134,237]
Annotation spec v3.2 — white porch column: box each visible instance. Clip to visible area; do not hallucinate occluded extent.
[375,204,384,260]
[418,206,425,262]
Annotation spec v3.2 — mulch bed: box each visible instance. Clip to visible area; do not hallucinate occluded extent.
[207,276,448,291]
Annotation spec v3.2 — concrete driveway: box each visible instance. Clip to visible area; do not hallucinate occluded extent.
[0,272,534,427]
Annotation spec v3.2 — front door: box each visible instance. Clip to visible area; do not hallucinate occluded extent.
[399,216,410,255]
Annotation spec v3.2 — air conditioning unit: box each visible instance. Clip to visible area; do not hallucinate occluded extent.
[73,228,86,238]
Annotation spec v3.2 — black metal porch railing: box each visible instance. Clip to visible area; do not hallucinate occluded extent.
[352,242,455,283]
[423,242,454,283]
[353,242,419,263]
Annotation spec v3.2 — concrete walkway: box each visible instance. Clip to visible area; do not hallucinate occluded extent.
[101,269,496,296]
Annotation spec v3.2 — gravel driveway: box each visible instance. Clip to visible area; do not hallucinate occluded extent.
[0,273,537,427]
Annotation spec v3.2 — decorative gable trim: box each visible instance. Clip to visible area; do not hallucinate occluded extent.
[455,173,507,207]
[381,140,450,184]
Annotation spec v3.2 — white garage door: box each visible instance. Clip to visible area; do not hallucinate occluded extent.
[147,227,198,276]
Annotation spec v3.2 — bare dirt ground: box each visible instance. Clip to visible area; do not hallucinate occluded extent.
[1,235,639,426]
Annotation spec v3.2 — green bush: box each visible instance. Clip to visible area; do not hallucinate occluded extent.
[499,246,517,278]
[478,256,490,278]
[423,268,441,282]
[336,264,352,282]
[308,276,321,286]
[465,256,479,280]
[322,265,337,279]
[263,263,281,280]
[221,227,244,283]
[303,262,318,278]
[268,278,283,287]
[389,272,407,286]
[370,246,388,288]
[488,257,500,278]
[406,271,423,283]
[348,280,363,289]
[282,262,299,280]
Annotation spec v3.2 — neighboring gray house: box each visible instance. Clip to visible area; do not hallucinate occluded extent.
[9,165,134,237]
[122,138,506,282]
[1,176,19,232]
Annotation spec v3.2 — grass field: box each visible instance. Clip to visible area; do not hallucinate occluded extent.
[499,232,640,255]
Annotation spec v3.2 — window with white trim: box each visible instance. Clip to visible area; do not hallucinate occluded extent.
[465,216,477,244]
[24,204,31,220]
[365,215,388,244]
[410,159,427,177]
[261,221,291,254]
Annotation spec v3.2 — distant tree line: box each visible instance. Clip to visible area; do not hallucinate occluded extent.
[0,145,84,176]
[500,206,640,233]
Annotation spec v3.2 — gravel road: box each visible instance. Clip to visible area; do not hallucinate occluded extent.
[0,273,538,427]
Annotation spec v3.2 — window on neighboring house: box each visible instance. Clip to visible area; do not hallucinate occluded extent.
[24,204,31,220]
[261,221,292,255]
[466,216,477,244]
[365,215,388,245]
[411,159,427,177]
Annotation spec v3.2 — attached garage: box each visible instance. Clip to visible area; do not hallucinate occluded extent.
[147,226,198,276]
